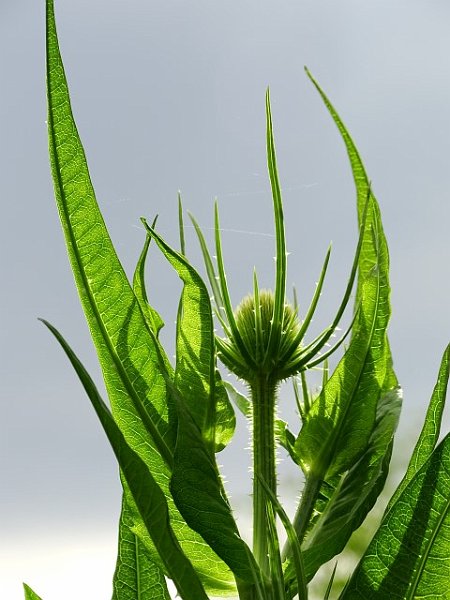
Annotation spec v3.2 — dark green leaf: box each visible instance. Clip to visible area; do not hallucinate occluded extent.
[341,432,450,599]
[324,564,338,600]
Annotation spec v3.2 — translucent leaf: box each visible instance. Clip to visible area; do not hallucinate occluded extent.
[112,497,171,600]
[342,433,450,599]
[169,384,260,586]
[142,221,236,452]
[300,388,401,581]
[385,343,450,514]
[41,320,208,600]
[46,1,236,592]
[132,228,165,338]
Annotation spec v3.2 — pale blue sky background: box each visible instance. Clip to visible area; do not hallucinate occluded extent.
[1,1,450,598]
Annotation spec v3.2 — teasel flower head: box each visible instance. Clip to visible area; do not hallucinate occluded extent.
[190,89,368,388]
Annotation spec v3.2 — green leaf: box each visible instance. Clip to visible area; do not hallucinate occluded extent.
[47,0,176,479]
[306,67,397,394]
[295,267,382,479]
[169,383,260,586]
[258,477,308,600]
[341,432,450,599]
[385,343,450,514]
[223,380,251,417]
[285,70,400,588]
[265,89,287,363]
[41,319,209,600]
[43,320,214,599]
[299,387,401,582]
[132,224,165,338]
[46,2,236,592]
[189,211,225,322]
[23,584,43,600]
[214,371,237,452]
[112,496,171,600]
[324,564,338,600]
[142,220,236,452]
[296,70,399,479]
[275,418,299,465]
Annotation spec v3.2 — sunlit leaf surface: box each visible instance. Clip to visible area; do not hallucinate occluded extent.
[46,0,236,592]
[342,433,450,599]
[112,498,171,600]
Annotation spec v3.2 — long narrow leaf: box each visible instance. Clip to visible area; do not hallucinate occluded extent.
[306,67,397,394]
[259,477,308,600]
[47,0,176,463]
[46,1,236,592]
[188,211,225,321]
[265,89,287,363]
[41,319,209,600]
[285,72,400,585]
[296,71,399,477]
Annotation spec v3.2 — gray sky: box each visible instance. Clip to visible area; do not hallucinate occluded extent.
[2,1,450,598]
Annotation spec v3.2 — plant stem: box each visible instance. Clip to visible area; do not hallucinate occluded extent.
[282,473,322,562]
[251,374,278,577]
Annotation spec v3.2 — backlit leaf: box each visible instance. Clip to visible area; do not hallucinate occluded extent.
[342,432,450,599]
[112,497,171,600]
[385,343,450,514]
[46,1,236,592]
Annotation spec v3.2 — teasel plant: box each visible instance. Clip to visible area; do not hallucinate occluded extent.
[187,88,371,583]
[29,3,450,599]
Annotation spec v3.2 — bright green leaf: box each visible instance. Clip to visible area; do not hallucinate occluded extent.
[305,67,397,395]
[342,432,450,599]
[385,343,450,514]
[295,268,382,479]
[23,584,43,600]
[296,70,399,480]
[133,227,165,338]
[42,319,209,600]
[46,1,237,592]
[142,220,236,452]
[112,497,171,600]
[169,384,260,586]
[299,387,401,582]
